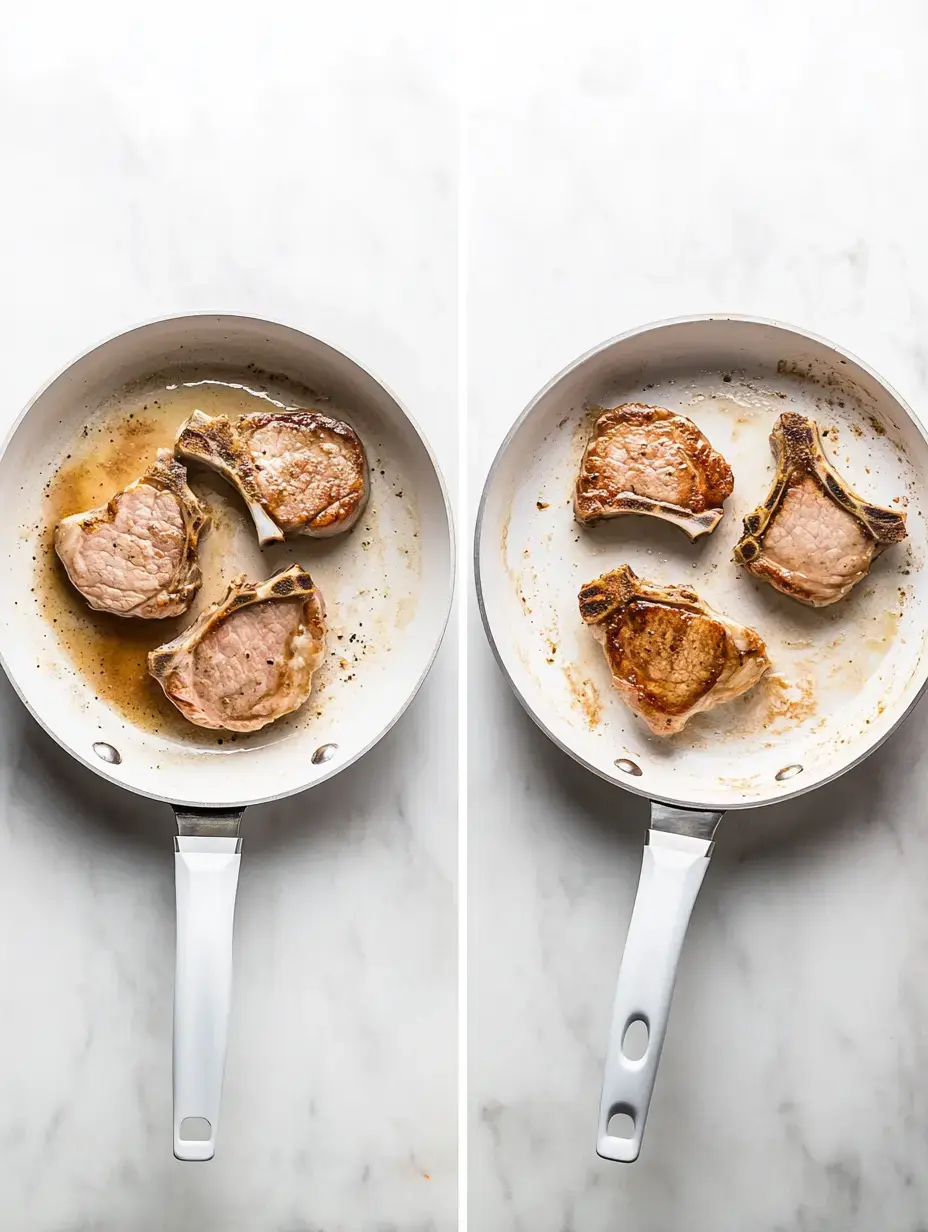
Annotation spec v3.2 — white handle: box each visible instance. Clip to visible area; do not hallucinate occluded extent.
[596,828,713,1162]
[173,835,242,1161]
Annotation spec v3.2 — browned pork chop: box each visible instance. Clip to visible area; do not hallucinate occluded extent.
[54,450,208,619]
[579,565,769,735]
[149,565,326,732]
[575,404,734,539]
[734,412,907,606]
[176,409,368,546]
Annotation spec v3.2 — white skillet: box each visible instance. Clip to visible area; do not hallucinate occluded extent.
[0,314,454,1160]
[476,315,928,1161]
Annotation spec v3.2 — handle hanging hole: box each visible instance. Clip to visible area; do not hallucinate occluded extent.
[179,1117,211,1142]
[622,1017,649,1061]
[607,1110,635,1139]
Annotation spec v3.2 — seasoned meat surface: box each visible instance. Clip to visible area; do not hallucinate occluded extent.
[149,565,326,732]
[575,404,734,539]
[176,409,368,546]
[734,413,907,606]
[579,565,769,735]
[54,450,207,619]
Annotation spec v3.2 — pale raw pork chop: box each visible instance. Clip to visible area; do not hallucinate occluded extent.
[54,449,208,618]
[579,565,770,736]
[176,408,368,546]
[148,564,326,732]
[575,403,734,539]
[734,412,907,606]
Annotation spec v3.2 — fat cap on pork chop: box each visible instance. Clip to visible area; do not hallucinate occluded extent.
[579,564,769,735]
[148,564,326,732]
[575,404,734,540]
[176,408,368,546]
[54,449,208,619]
[733,412,907,606]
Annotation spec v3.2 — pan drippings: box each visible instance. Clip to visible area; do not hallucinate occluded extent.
[35,375,336,746]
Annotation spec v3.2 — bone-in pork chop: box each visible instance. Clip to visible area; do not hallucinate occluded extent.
[575,404,734,539]
[579,565,769,735]
[734,412,907,606]
[176,409,368,546]
[149,565,326,732]
[54,450,208,618]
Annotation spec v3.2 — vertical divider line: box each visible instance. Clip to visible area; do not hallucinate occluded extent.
[456,0,469,1224]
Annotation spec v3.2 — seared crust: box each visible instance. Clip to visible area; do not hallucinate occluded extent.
[148,564,326,732]
[246,411,368,536]
[734,412,907,606]
[579,564,703,624]
[575,404,734,540]
[176,408,369,545]
[579,565,769,735]
[176,409,262,499]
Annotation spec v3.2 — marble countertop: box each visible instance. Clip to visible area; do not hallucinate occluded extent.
[467,2,928,1229]
[6,0,928,1226]
[0,3,456,1230]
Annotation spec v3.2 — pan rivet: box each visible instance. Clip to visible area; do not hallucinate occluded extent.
[312,743,338,765]
[614,758,643,777]
[775,764,803,782]
[93,742,121,765]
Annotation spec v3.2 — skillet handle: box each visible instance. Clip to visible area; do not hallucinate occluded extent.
[596,827,713,1162]
[173,835,242,1161]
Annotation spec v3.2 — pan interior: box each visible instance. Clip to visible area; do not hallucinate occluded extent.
[478,319,928,810]
[0,316,452,807]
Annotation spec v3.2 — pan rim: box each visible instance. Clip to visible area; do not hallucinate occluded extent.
[474,311,928,813]
[0,311,456,810]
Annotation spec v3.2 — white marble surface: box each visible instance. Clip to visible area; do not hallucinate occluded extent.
[468,2,928,1229]
[0,4,456,1230]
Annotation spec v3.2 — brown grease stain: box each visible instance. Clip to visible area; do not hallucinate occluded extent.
[562,662,603,728]
[864,608,902,654]
[762,672,817,728]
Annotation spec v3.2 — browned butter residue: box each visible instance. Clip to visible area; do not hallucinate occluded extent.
[762,672,817,728]
[562,662,603,728]
[35,375,310,743]
[864,608,901,656]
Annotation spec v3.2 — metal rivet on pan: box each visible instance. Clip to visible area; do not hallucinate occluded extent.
[312,744,339,765]
[93,742,121,765]
[614,758,643,777]
[775,764,803,782]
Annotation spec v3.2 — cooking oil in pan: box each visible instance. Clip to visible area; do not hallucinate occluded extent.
[35,374,368,746]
